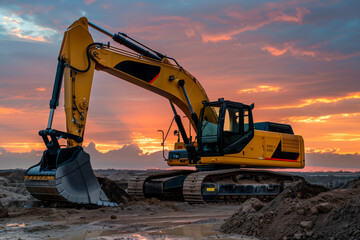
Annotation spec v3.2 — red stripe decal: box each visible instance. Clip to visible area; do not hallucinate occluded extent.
[265,157,299,162]
[149,73,159,84]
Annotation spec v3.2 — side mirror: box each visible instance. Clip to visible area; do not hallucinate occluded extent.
[250,103,255,110]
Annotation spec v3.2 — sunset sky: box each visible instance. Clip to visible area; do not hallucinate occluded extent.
[0,0,359,170]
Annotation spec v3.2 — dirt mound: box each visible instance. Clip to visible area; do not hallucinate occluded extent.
[221,180,360,240]
[107,170,130,182]
[0,201,8,218]
[97,177,132,204]
[0,176,34,208]
[343,177,360,189]
[6,170,26,183]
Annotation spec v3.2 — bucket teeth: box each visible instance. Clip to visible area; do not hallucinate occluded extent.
[25,148,117,206]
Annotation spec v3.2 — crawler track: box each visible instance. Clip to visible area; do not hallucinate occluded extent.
[183,169,299,203]
[128,169,302,204]
[127,170,195,200]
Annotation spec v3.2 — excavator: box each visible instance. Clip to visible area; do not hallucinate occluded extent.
[24,17,305,206]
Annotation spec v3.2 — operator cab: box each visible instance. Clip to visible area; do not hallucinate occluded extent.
[198,99,254,156]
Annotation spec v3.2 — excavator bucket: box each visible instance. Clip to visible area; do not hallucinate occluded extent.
[25,146,116,206]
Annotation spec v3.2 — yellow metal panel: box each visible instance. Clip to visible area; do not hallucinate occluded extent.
[281,134,300,153]
[60,17,95,147]
[91,46,215,129]
[199,130,304,168]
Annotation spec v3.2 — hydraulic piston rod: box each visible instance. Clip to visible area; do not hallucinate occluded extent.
[88,21,162,61]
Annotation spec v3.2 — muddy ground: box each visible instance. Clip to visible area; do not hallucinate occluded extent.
[0,170,256,240]
[0,170,359,240]
[1,200,256,240]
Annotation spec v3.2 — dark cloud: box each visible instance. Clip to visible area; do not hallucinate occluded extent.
[305,152,360,169]
[1,143,359,170]
[84,142,168,169]
[0,142,168,170]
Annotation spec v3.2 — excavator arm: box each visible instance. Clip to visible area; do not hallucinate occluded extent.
[53,17,213,148]
[25,17,214,205]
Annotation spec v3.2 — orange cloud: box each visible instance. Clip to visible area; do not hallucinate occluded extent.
[35,87,46,92]
[202,7,310,43]
[329,133,360,142]
[263,44,360,61]
[270,7,310,23]
[0,107,24,115]
[262,45,315,58]
[202,34,233,43]
[0,142,44,153]
[287,112,360,124]
[305,147,340,154]
[261,46,288,56]
[264,92,360,109]
[131,132,168,154]
[239,85,282,94]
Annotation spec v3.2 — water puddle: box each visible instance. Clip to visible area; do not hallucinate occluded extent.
[86,222,256,240]
[6,223,26,228]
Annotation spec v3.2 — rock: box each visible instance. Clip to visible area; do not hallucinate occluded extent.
[300,220,313,229]
[317,202,333,213]
[293,233,303,239]
[310,206,318,215]
[305,230,313,237]
[0,202,8,218]
[0,177,10,186]
[284,208,293,215]
[242,204,255,213]
[110,215,117,219]
[296,208,305,215]
[0,209,8,218]
[240,198,265,213]
[96,177,132,204]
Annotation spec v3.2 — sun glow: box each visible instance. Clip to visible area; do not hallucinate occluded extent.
[0,142,44,153]
[239,85,282,94]
[85,142,125,153]
[131,132,174,154]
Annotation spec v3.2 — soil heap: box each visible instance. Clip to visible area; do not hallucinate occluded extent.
[221,178,360,240]
[97,176,132,204]
[0,170,34,209]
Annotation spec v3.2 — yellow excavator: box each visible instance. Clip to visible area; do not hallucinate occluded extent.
[24,17,304,205]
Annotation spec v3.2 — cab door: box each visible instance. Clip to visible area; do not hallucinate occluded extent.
[220,103,254,155]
